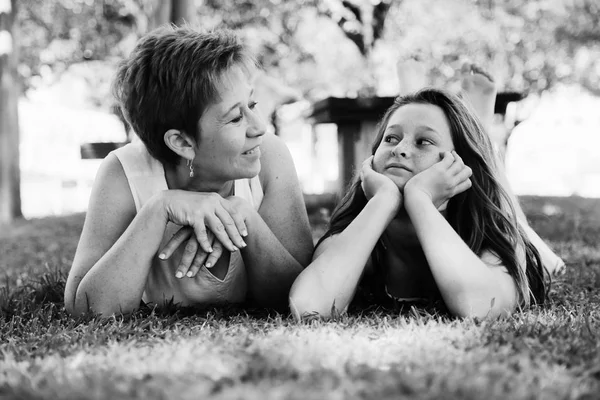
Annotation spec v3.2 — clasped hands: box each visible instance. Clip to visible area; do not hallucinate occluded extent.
[361,151,473,212]
[158,191,253,279]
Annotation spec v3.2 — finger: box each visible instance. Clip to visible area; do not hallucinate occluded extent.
[222,200,249,238]
[186,248,210,278]
[215,206,246,250]
[205,214,239,253]
[203,240,224,269]
[175,237,199,279]
[193,224,214,254]
[453,178,472,196]
[437,151,455,168]
[454,165,473,183]
[448,151,466,175]
[158,227,193,260]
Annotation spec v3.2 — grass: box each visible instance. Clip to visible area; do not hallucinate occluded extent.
[1,195,599,399]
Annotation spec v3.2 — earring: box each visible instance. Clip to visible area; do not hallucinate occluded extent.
[187,159,195,178]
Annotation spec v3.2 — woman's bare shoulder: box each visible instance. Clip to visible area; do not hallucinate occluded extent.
[258,133,296,190]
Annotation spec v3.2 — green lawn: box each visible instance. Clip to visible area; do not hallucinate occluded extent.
[1,196,599,399]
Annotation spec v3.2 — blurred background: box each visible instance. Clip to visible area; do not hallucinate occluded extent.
[0,0,599,222]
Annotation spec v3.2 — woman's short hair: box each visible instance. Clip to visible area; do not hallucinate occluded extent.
[112,25,258,166]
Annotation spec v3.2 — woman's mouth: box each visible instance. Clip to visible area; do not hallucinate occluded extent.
[242,146,260,155]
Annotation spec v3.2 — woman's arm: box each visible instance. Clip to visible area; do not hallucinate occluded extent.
[237,133,314,309]
[403,154,518,319]
[64,153,170,316]
[65,153,247,317]
[289,158,402,319]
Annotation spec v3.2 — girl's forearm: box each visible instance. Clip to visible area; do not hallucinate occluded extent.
[404,191,516,318]
[73,193,169,316]
[289,193,399,319]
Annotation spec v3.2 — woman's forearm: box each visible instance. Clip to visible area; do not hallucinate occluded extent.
[289,193,399,319]
[404,191,517,318]
[73,194,169,316]
[240,209,308,309]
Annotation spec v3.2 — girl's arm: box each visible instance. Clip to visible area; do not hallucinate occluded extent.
[289,158,402,319]
[403,153,519,319]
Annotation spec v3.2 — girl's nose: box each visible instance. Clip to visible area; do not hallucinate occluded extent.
[391,141,408,158]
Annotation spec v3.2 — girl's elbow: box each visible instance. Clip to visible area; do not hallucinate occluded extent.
[447,293,515,319]
[288,280,333,321]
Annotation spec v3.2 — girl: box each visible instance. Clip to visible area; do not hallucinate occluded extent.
[289,88,553,319]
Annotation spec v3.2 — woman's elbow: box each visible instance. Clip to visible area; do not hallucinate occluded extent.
[65,288,137,318]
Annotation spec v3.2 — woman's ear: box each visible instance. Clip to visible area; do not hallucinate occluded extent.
[164,129,195,160]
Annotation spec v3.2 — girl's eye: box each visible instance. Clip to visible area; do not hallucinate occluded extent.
[417,138,434,146]
[249,101,258,110]
[384,135,399,144]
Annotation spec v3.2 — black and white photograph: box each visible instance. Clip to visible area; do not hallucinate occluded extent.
[1,0,599,398]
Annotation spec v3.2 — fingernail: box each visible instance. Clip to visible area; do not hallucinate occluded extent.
[242,230,248,237]
[175,271,183,279]
[208,247,213,253]
[205,262,212,268]
[240,241,247,248]
[232,246,239,252]
[158,253,166,260]
[186,271,193,277]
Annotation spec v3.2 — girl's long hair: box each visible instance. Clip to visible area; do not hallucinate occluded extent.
[318,88,547,307]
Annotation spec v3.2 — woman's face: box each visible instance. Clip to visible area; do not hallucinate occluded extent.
[372,103,455,189]
[193,66,266,184]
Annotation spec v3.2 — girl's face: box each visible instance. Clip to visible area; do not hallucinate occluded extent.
[372,103,455,189]
[193,66,266,185]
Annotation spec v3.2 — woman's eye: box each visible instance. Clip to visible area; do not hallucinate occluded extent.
[230,114,243,123]
[249,101,258,110]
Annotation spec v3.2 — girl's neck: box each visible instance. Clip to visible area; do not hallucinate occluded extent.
[164,163,234,197]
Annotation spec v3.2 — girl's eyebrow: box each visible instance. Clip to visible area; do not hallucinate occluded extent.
[386,124,441,138]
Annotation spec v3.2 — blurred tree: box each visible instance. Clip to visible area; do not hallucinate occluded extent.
[0,0,21,223]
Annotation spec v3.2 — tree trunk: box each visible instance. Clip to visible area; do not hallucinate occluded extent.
[149,0,197,30]
[0,0,21,223]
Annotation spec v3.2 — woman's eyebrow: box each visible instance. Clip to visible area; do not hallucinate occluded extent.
[220,88,254,118]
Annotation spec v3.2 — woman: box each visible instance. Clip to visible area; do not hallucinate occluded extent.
[64,26,313,316]
[289,88,555,320]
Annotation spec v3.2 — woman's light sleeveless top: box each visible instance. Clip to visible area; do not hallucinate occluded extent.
[112,141,264,307]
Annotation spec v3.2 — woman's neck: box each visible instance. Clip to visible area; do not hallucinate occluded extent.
[164,163,234,197]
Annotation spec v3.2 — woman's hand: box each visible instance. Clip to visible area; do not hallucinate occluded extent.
[158,228,225,278]
[404,151,472,209]
[360,156,402,210]
[159,194,255,278]
[162,190,248,254]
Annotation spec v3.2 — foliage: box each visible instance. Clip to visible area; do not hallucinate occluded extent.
[13,0,600,103]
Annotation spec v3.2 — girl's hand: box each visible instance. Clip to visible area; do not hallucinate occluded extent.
[162,190,248,254]
[360,156,402,209]
[404,151,472,209]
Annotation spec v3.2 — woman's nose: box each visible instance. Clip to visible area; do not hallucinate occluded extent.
[247,108,267,137]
